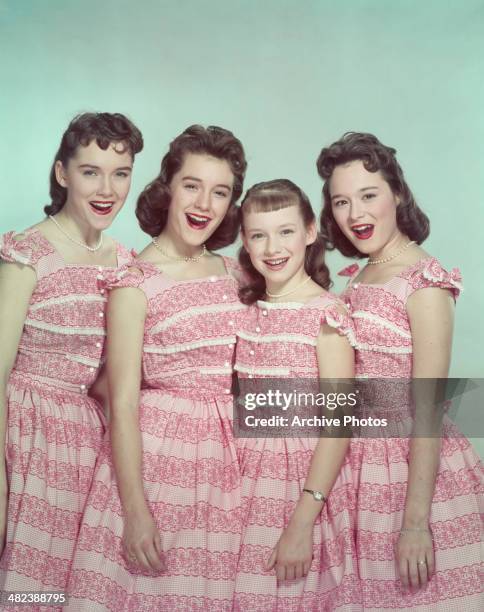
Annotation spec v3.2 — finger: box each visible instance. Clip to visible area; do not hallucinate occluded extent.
[144,542,163,572]
[294,563,304,580]
[417,559,428,589]
[265,549,277,571]
[285,565,295,581]
[136,549,153,573]
[303,560,311,576]
[399,558,409,589]
[408,561,419,591]
[276,563,286,582]
[154,534,166,571]
[426,549,435,578]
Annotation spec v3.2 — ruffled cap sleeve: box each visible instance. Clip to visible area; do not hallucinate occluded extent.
[407,258,462,300]
[320,298,357,348]
[100,263,147,292]
[0,231,44,268]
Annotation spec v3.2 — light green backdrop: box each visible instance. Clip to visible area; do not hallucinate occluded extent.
[1,1,483,446]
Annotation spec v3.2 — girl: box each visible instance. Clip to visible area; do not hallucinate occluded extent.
[233,179,360,611]
[0,113,142,598]
[67,125,248,611]
[317,132,483,610]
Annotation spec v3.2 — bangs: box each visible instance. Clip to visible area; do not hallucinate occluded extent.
[242,190,299,214]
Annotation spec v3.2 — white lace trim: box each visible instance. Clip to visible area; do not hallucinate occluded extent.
[234,363,291,376]
[144,336,236,355]
[24,319,105,336]
[357,342,412,355]
[422,268,463,291]
[66,354,102,367]
[29,294,105,311]
[199,366,233,375]
[256,300,305,310]
[236,330,316,346]
[150,303,245,334]
[351,311,412,339]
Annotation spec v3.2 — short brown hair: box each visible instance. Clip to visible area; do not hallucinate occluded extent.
[317,132,429,257]
[136,125,247,250]
[45,112,143,216]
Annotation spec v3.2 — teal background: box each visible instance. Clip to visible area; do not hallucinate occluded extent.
[1,1,483,449]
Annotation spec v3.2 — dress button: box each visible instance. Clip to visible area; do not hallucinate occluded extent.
[345,303,351,309]
[248,374,253,379]
[255,326,261,333]
[353,283,359,289]
[99,312,104,317]
[89,367,95,373]
[98,266,103,272]
[97,274,104,280]
[249,349,255,356]
[80,384,86,391]
[222,294,228,300]
[100,289,105,295]
[228,320,234,326]
[228,343,234,349]
[224,361,230,367]
[262,310,268,316]
[96,342,101,348]
[210,276,217,283]
[224,388,231,394]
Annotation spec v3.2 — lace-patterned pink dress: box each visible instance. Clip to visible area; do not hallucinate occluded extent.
[339,257,483,611]
[233,294,361,611]
[67,257,247,611]
[0,229,132,604]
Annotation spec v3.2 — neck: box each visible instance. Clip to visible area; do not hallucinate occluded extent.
[368,232,408,261]
[56,209,102,248]
[157,231,205,259]
[265,270,311,301]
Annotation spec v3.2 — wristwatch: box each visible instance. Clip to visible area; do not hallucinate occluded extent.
[302,488,327,503]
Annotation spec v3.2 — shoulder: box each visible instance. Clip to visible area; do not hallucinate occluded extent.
[0,228,53,269]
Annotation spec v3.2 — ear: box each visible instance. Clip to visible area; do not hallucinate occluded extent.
[55,160,68,188]
[306,220,318,246]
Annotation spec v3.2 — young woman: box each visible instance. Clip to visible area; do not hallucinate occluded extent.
[0,113,143,596]
[67,125,248,611]
[233,180,360,611]
[317,132,483,610]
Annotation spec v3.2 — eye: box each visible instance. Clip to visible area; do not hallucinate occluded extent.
[249,232,264,240]
[214,189,229,198]
[184,183,198,191]
[362,192,376,201]
[280,228,294,236]
[83,170,97,177]
[333,199,348,208]
[115,170,130,178]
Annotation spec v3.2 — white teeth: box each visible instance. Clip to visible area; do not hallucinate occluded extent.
[187,213,209,222]
[266,258,287,265]
[91,202,113,209]
[353,224,372,232]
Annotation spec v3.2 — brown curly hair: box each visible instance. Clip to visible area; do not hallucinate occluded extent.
[316,132,430,258]
[136,125,247,250]
[238,179,331,305]
[45,112,143,216]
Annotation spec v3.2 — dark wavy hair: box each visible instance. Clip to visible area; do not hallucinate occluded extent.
[316,132,430,258]
[238,179,331,305]
[136,125,247,250]
[45,112,143,216]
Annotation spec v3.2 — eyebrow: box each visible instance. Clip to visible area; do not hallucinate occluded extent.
[330,186,379,201]
[248,223,297,232]
[78,164,133,171]
[182,176,232,190]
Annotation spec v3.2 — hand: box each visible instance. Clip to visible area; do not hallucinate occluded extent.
[122,510,164,573]
[0,487,7,557]
[396,528,434,590]
[265,522,313,582]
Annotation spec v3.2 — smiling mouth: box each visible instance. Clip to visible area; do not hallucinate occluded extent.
[186,213,211,229]
[351,224,374,239]
[263,257,289,270]
[89,201,115,215]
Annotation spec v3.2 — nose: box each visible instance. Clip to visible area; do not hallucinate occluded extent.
[194,188,210,211]
[97,174,114,197]
[348,199,365,222]
[264,234,281,255]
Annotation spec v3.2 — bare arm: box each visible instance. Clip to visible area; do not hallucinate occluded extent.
[106,285,163,572]
[0,260,36,553]
[267,319,354,581]
[397,287,455,590]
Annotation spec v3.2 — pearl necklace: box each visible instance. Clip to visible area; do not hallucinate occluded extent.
[266,275,312,298]
[367,241,415,265]
[152,237,206,263]
[49,215,103,252]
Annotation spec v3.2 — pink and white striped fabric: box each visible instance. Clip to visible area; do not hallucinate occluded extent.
[0,229,132,608]
[67,257,248,611]
[233,293,362,611]
[340,257,483,611]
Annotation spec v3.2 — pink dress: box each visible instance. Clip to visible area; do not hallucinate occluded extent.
[67,257,247,611]
[0,229,132,604]
[233,294,361,611]
[339,257,483,611]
